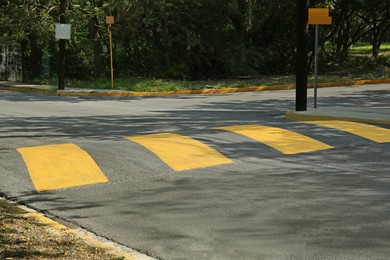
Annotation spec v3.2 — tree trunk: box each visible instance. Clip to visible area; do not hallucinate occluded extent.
[28,34,43,79]
[371,12,380,58]
[296,0,309,111]
[88,17,104,77]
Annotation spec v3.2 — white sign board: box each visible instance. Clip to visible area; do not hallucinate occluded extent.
[55,23,71,40]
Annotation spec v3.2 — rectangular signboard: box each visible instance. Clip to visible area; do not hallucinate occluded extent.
[106,16,115,24]
[308,8,332,25]
[308,16,332,25]
[55,23,71,39]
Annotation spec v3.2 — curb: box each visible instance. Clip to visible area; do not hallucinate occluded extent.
[285,111,390,125]
[0,197,155,260]
[309,78,390,88]
[57,84,297,97]
[0,85,57,95]
[1,78,390,97]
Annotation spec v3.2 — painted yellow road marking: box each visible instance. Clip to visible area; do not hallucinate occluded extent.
[214,125,333,154]
[17,144,108,192]
[304,120,390,143]
[127,133,233,171]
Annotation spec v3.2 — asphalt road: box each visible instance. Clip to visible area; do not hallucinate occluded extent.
[1,84,390,259]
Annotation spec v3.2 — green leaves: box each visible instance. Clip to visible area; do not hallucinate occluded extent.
[1,0,388,80]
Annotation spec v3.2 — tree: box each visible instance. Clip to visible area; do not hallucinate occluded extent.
[1,0,387,81]
[296,0,309,111]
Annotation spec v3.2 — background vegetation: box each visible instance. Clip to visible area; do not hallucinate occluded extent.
[0,0,389,85]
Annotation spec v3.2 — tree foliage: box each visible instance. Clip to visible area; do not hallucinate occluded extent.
[0,0,389,80]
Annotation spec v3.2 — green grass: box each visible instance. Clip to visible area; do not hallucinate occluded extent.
[64,70,389,92]
[350,42,390,54]
[69,78,187,92]
[66,76,298,92]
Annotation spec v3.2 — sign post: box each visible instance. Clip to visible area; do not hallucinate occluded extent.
[106,16,115,89]
[57,0,69,90]
[314,24,319,108]
[308,8,332,108]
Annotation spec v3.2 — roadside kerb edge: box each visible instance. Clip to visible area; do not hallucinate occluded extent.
[285,111,390,125]
[1,78,390,97]
[56,78,390,97]
[0,84,57,94]
[57,84,297,97]
[0,197,155,260]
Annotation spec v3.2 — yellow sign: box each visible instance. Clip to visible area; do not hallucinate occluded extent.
[308,8,332,25]
[106,16,115,24]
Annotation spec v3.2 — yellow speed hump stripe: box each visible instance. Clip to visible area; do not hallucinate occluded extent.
[304,120,390,143]
[17,144,108,192]
[127,133,233,171]
[214,125,333,155]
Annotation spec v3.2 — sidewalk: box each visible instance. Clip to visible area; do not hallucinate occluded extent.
[1,80,389,125]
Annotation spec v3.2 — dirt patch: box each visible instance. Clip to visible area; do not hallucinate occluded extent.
[0,199,125,259]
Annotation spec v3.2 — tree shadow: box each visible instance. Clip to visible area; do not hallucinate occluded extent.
[1,86,389,259]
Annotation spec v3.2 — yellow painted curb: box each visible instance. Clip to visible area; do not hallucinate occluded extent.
[312,78,390,88]
[285,111,390,125]
[23,212,141,260]
[2,78,390,97]
[57,84,297,97]
[0,198,147,260]
[56,78,390,97]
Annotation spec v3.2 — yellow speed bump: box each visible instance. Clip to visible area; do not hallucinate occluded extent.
[17,143,108,192]
[304,121,390,143]
[214,125,333,155]
[127,133,233,171]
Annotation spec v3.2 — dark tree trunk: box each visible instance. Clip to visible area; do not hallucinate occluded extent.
[371,13,380,58]
[29,34,43,79]
[88,17,104,77]
[295,0,309,111]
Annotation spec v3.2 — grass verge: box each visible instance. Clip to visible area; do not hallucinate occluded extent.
[0,199,126,259]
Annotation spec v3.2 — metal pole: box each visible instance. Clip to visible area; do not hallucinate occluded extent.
[314,24,319,108]
[296,0,310,111]
[5,45,8,80]
[109,24,114,89]
[58,0,66,90]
